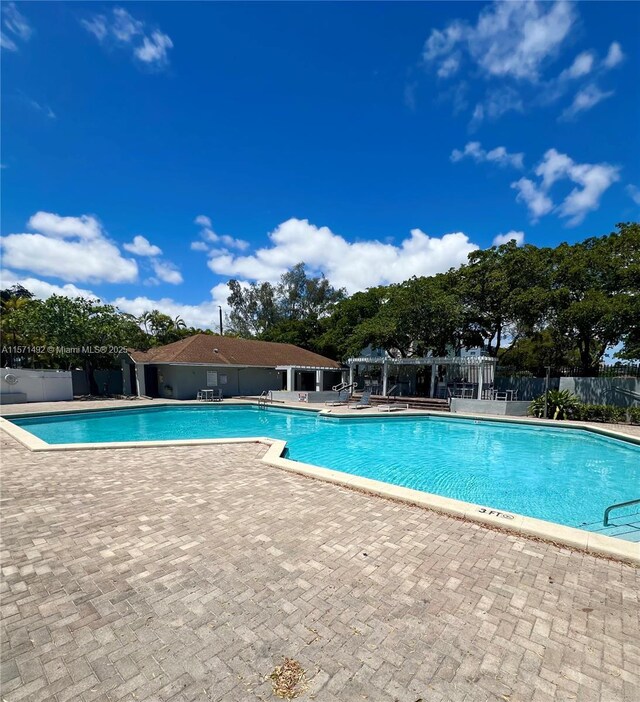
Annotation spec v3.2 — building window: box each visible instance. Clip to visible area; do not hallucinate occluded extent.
[207,371,218,387]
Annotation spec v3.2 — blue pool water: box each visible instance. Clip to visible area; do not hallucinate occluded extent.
[11,405,640,534]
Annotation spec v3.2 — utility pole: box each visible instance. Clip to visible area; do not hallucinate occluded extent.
[218,306,223,336]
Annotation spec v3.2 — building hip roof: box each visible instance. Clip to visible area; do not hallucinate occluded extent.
[129,334,342,369]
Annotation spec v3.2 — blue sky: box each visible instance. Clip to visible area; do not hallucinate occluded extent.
[2,1,639,327]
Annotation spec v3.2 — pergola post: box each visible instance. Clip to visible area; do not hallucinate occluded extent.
[382,359,388,397]
[477,361,484,400]
[348,364,354,386]
[430,363,437,399]
[136,364,145,396]
[315,369,323,392]
[286,367,294,392]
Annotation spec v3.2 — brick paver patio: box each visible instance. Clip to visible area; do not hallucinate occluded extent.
[1,422,639,701]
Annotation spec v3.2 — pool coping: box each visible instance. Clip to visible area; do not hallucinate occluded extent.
[1,402,638,566]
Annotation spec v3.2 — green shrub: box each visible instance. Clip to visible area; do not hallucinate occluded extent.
[528,390,581,420]
[529,393,640,424]
[574,404,626,423]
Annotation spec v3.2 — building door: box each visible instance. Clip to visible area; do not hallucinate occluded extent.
[144,365,159,397]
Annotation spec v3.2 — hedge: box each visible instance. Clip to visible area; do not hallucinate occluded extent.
[572,404,640,425]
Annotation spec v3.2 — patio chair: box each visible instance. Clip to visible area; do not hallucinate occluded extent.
[325,389,350,406]
[211,387,223,402]
[349,389,372,410]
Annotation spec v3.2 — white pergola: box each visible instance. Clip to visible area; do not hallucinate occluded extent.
[346,355,498,399]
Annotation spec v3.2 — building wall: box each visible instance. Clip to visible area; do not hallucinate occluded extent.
[495,376,639,406]
[450,399,531,416]
[559,377,639,407]
[148,365,284,400]
[495,377,560,401]
[72,369,123,396]
[0,368,73,404]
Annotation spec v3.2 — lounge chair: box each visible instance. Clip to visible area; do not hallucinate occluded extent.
[349,389,372,410]
[325,389,350,406]
[377,402,408,412]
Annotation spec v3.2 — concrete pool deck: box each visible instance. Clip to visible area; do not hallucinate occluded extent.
[1,420,639,702]
[1,399,640,702]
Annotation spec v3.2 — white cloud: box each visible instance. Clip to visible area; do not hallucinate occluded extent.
[603,41,624,69]
[1,2,31,52]
[560,83,614,120]
[0,269,99,300]
[511,178,555,221]
[124,235,162,257]
[556,163,620,226]
[626,185,640,206]
[192,216,250,251]
[81,16,108,42]
[559,51,595,81]
[423,1,575,82]
[81,7,173,69]
[0,269,224,329]
[194,215,212,227]
[206,218,478,294]
[27,99,56,119]
[422,3,624,125]
[0,32,17,51]
[0,212,138,283]
[512,149,620,225]
[134,31,173,66]
[113,283,231,329]
[451,141,524,169]
[204,229,250,251]
[546,41,624,118]
[470,87,524,128]
[111,7,143,42]
[492,231,525,247]
[151,259,183,285]
[27,211,101,239]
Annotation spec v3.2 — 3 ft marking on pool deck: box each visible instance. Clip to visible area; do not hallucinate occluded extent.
[478,507,515,520]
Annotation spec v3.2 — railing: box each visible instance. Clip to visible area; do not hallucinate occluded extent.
[332,381,358,394]
[615,387,640,402]
[257,390,272,407]
[497,363,640,379]
[603,498,640,527]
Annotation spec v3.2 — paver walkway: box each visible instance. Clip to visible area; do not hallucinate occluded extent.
[1,428,639,702]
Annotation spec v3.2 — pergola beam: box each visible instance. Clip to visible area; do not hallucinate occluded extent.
[346,356,497,367]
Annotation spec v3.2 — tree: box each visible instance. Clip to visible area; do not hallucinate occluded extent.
[1,293,149,393]
[317,288,388,360]
[226,280,278,337]
[498,330,579,373]
[547,223,640,374]
[456,241,552,357]
[1,285,35,366]
[226,263,346,339]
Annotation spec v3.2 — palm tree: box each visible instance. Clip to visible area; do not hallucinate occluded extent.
[138,311,152,334]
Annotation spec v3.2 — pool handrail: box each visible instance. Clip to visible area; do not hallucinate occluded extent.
[603,498,640,526]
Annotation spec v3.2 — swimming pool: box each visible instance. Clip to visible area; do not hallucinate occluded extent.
[9,404,640,536]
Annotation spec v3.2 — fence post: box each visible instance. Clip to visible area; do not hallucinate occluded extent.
[543,366,551,419]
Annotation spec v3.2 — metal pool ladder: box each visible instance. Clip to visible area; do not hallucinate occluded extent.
[603,498,640,526]
[258,391,272,408]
